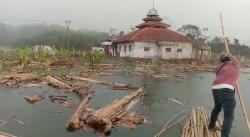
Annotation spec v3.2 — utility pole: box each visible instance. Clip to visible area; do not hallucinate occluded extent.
[65,20,71,50]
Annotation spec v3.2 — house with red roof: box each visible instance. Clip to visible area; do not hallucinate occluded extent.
[113,8,194,60]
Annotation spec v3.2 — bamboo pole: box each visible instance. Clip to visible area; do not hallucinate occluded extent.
[154,108,190,137]
[220,12,250,136]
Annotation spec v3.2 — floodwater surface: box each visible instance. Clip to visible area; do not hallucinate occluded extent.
[0,69,250,137]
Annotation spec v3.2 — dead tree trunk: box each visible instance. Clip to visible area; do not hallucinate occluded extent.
[66,75,136,90]
[44,76,91,98]
[66,75,112,85]
[67,94,91,131]
[44,76,72,89]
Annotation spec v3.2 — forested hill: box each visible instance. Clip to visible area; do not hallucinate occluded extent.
[0,23,108,50]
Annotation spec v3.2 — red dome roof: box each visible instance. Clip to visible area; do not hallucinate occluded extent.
[136,21,170,29]
[115,8,191,44]
[115,27,191,43]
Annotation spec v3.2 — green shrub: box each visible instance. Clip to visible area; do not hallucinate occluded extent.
[43,58,52,68]
[123,57,136,73]
[86,51,105,69]
[17,46,33,70]
[34,51,50,62]
[56,48,71,60]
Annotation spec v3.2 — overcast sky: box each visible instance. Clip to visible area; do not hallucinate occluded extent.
[0,0,250,44]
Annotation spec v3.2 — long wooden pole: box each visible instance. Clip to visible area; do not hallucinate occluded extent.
[220,12,250,135]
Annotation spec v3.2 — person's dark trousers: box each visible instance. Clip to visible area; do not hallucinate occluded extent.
[208,88,236,137]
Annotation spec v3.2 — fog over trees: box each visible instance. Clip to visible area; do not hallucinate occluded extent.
[0,23,108,50]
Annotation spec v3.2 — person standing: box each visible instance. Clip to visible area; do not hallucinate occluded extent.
[208,53,240,137]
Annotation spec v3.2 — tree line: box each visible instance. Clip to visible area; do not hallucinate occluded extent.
[0,23,108,50]
[1,23,250,57]
[178,24,250,58]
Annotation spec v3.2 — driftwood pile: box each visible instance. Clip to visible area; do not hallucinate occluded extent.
[182,107,222,137]
[67,88,147,136]
[0,73,39,87]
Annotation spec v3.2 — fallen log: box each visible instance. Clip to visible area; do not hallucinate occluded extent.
[67,75,137,90]
[151,74,169,78]
[50,98,77,108]
[0,132,17,137]
[113,115,147,129]
[112,83,138,90]
[45,76,72,89]
[44,76,91,98]
[84,88,145,135]
[67,94,91,131]
[66,75,112,85]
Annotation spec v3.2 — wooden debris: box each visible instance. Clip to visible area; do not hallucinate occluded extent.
[50,98,76,108]
[112,83,138,90]
[45,76,72,89]
[167,97,190,107]
[66,75,112,85]
[113,115,148,129]
[0,114,15,128]
[174,74,185,78]
[44,76,91,97]
[0,73,38,87]
[0,114,24,128]
[99,64,116,68]
[21,82,47,88]
[12,117,25,125]
[154,108,190,137]
[0,132,17,137]
[151,74,168,78]
[84,88,145,135]
[66,88,146,136]
[67,94,91,131]
[25,95,44,104]
[66,75,137,90]
[0,73,38,82]
[181,106,222,137]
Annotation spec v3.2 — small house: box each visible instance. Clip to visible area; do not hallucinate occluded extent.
[91,47,105,54]
[33,45,55,54]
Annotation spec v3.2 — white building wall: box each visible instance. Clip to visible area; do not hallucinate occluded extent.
[118,42,158,58]
[117,41,194,60]
[159,42,193,59]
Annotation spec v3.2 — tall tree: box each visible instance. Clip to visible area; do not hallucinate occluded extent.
[177,24,202,39]
[178,24,209,60]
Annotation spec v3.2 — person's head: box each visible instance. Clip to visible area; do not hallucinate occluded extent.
[219,53,231,63]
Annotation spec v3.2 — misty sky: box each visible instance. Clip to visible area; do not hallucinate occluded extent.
[1,0,250,45]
